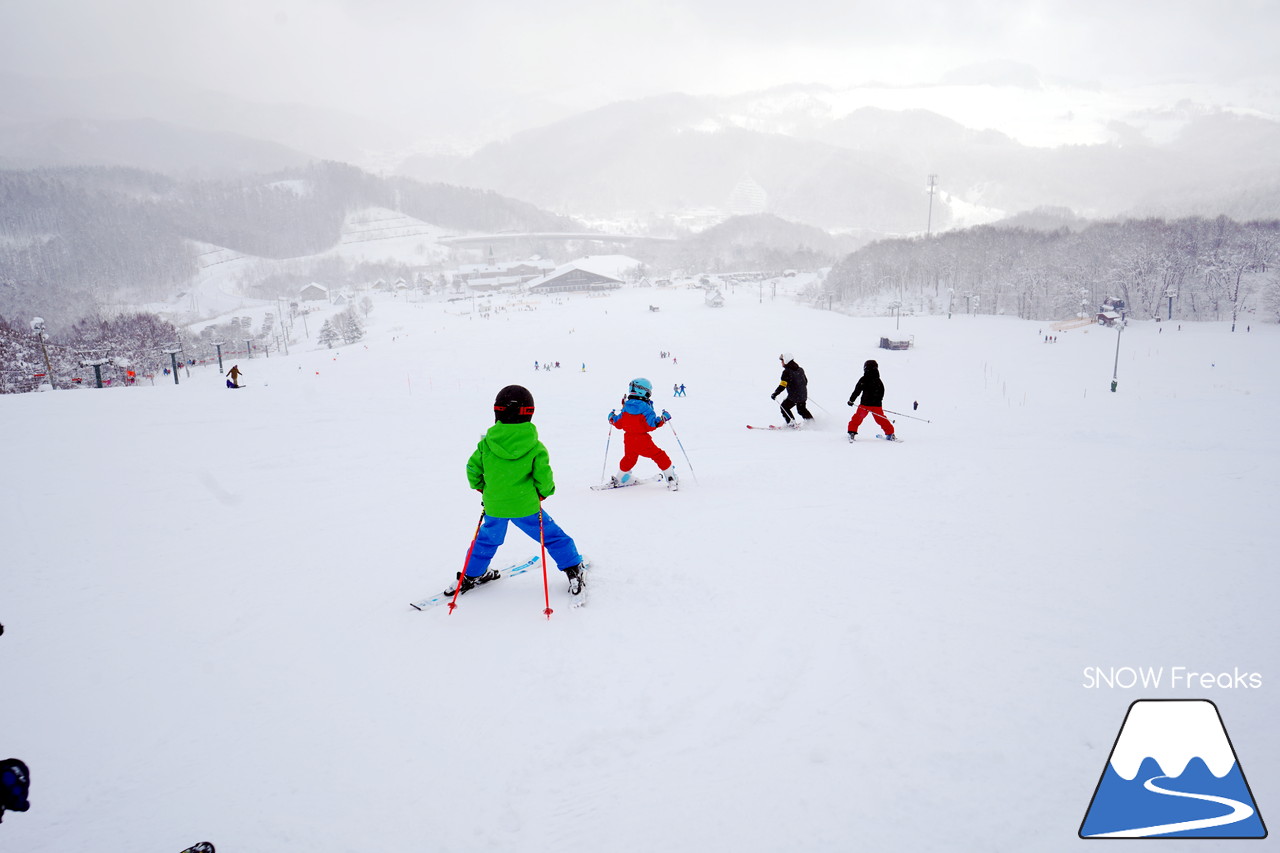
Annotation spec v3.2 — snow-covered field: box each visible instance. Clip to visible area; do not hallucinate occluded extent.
[2,285,1276,851]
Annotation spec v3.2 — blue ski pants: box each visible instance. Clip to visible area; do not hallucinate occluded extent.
[464,510,581,578]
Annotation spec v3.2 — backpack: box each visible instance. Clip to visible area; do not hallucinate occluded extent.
[0,758,29,821]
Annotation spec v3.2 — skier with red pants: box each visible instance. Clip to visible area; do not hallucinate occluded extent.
[847,359,896,441]
[607,377,678,490]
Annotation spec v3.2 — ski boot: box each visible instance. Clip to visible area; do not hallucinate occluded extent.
[661,466,679,491]
[452,567,501,594]
[848,431,857,442]
[883,433,898,441]
[563,564,585,596]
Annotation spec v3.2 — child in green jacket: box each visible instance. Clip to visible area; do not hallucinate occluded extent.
[457,385,585,596]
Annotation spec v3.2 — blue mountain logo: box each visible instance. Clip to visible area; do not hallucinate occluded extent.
[1080,700,1267,838]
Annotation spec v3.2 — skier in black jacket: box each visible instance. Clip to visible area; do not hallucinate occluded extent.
[770,352,814,427]
[846,359,895,440]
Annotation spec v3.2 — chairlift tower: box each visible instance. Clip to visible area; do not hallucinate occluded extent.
[79,357,111,388]
[926,175,939,236]
[162,342,183,386]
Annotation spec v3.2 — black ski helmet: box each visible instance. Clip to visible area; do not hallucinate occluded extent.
[864,359,879,370]
[494,384,535,424]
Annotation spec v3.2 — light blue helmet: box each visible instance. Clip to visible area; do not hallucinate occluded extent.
[628,377,653,400]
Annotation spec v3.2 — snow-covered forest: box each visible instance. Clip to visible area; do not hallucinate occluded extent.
[825,216,1280,324]
[0,312,183,394]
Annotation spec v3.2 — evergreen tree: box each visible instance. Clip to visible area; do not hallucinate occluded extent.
[337,307,364,344]
[317,319,338,348]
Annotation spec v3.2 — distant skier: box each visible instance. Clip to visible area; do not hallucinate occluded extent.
[846,359,896,441]
[770,352,813,427]
[607,377,678,490]
[225,364,243,388]
[458,385,586,597]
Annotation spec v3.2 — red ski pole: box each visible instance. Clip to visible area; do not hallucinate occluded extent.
[539,508,553,619]
[448,509,485,614]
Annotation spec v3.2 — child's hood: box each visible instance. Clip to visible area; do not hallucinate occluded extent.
[483,421,540,460]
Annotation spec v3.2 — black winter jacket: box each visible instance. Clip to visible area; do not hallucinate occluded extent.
[773,362,808,401]
[848,367,885,407]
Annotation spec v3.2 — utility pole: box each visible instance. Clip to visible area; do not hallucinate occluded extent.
[31,318,55,390]
[213,342,225,373]
[926,174,939,236]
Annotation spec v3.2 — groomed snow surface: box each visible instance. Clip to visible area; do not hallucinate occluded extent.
[3,286,1277,851]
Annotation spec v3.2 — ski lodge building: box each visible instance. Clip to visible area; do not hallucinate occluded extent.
[525,255,641,294]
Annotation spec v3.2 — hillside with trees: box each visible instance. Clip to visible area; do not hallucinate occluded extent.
[824,216,1280,325]
[0,162,583,332]
[631,213,858,273]
[0,311,183,393]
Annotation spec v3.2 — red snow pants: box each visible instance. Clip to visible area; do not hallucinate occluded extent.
[620,431,672,472]
[848,405,894,436]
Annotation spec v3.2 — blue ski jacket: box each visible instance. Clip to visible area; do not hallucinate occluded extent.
[608,397,668,430]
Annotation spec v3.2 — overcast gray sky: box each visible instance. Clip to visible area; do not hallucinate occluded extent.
[3,0,1278,125]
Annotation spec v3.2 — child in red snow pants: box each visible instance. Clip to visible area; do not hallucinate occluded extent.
[619,430,672,472]
[847,405,894,436]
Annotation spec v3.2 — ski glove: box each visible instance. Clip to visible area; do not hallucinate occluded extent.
[770,391,779,400]
[661,409,672,421]
[608,409,618,423]
[847,399,856,406]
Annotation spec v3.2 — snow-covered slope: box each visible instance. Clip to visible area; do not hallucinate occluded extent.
[2,286,1276,851]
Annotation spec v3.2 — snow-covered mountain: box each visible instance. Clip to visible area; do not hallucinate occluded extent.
[0,71,404,169]
[0,116,313,176]
[397,78,1280,231]
[7,68,1277,234]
